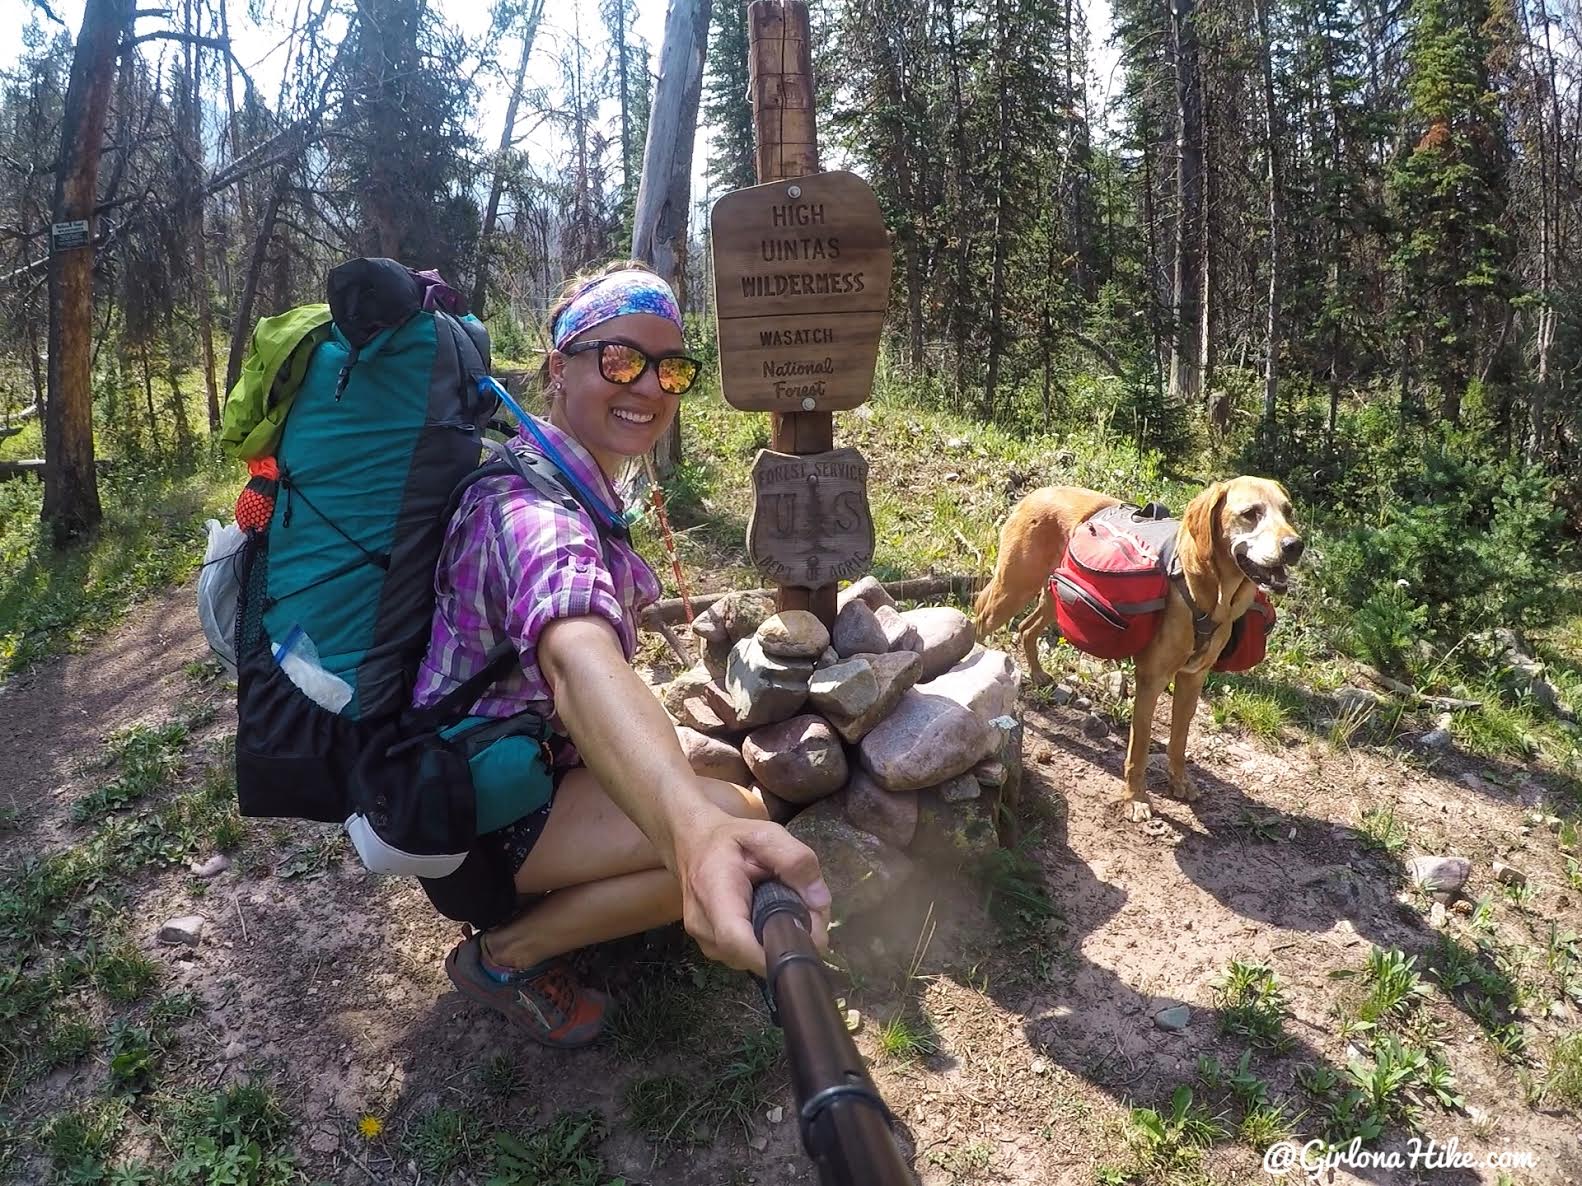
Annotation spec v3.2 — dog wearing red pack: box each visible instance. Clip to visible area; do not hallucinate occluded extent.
[974,477,1304,823]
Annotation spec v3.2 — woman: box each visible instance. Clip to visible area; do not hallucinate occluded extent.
[409,262,829,1047]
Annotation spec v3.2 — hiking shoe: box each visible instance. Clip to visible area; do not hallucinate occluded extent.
[444,935,607,1048]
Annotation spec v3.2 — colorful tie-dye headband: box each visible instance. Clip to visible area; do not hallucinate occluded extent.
[551,271,683,349]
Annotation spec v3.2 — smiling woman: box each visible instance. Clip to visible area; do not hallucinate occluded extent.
[407,260,830,1050]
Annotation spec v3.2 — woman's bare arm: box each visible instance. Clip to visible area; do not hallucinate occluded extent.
[537,615,831,970]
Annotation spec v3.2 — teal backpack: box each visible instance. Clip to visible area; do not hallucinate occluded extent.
[225,258,619,893]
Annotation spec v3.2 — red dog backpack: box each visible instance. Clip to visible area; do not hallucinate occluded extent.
[1049,504,1277,668]
[1212,590,1275,672]
[1050,507,1176,659]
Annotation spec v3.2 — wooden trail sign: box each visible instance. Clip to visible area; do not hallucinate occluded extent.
[746,448,874,587]
[710,171,892,413]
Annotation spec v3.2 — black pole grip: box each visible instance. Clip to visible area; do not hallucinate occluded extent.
[753,880,915,1186]
[753,877,811,943]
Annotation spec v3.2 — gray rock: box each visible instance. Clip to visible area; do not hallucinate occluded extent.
[1074,696,1093,711]
[858,689,997,792]
[756,610,831,660]
[659,666,717,719]
[809,658,880,719]
[1048,684,1074,706]
[1081,714,1109,739]
[899,607,976,680]
[701,637,733,681]
[190,854,231,879]
[831,600,889,659]
[843,769,918,849]
[1419,712,1455,750]
[938,772,981,802]
[874,604,924,655]
[1408,855,1471,895]
[972,759,1008,789]
[1153,1005,1191,1032]
[816,647,840,669]
[1102,671,1129,700]
[725,637,813,728]
[695,591,776,645]
[677,726,751,784]
[916,646,1020,724]
[159,915,205,947]
[786,797,913,920]
[836,575,896,613]
[824,650,924,743]
[743,715,848,803]
[758,786,799,824]
[1335,686,1384,716]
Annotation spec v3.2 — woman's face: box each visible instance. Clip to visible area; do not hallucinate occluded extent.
[548,313,684,473]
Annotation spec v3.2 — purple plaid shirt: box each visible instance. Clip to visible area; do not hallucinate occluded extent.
[411,417,661,725]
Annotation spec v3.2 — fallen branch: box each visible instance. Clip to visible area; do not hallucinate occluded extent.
[0,458,116,481]
[641,573,982,628]
[1355,664,1482,711]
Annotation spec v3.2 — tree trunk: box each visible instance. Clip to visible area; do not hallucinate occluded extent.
[44,0,132,543]
[981,0,1011,420]
[1256,0,1281,430]
[471,0,545,316]
[632,0,712,478]
[226,165,293,394]
[1167,0,1204,408]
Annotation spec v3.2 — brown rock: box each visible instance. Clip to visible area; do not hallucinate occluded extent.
[756,610,831,660]
[899,607,976,680]
[742,714,848,803]
[836,575,896,613]
[844,768,919,849]
[874,604,924,654]
[676,726,750,784]
[787,797,913,920]
[831,600,889,658]
[858,689,996,791]
[824,650,924,743]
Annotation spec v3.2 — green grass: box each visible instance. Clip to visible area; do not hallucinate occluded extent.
[404,1107,485,1177]
[91,940,162,1005]
[0,447,238,676]
[41,1097,129,1180]
[73,722,190,821]
[874,1012,939,1062]
[489,1110,622,1186]
[1455,699,1540,761]
[1207,683,1293,742]
[1122,1086,1224,1177]
[1357,802,1409,856]
[1212,959,1289,1049]
[1541,1031,1582,1107]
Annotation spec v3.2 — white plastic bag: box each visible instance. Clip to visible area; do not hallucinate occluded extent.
[273,626,354,713]
[197,519,246,677]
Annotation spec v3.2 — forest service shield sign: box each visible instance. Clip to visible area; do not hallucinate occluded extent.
[746,448,874,588]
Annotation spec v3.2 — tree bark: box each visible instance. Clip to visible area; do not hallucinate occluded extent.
[226,164,293,394]
[632,0,712,478]
[1167,0,1204,407]
[1255,0,1281,430]
[44,0,133,543]
[471,0,545,316]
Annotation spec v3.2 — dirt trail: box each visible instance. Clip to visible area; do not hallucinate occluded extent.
[4,595,1580,1185]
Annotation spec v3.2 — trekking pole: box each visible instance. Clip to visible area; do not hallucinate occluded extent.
[752,881,916,1186]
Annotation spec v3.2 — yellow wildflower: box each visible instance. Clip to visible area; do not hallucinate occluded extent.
[357,1114,384,1140]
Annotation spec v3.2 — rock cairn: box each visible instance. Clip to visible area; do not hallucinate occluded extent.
[659,577,1023,922]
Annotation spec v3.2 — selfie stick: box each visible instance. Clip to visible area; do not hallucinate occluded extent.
[751,880,915,1186]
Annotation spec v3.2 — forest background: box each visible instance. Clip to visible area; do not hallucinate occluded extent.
[0,0,1579,700]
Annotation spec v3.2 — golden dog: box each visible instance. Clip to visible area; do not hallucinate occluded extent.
[974,477,1303,822]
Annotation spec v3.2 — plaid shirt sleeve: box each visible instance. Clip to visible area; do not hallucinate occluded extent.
[486,483,630,683]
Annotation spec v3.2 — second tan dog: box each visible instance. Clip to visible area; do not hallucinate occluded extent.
[975,477,1303,822]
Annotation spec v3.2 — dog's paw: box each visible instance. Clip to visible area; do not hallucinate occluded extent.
[1166,771,1201,802]
[1126,798,1153,823]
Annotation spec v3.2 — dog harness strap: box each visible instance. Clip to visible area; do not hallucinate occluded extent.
[1169,569,1218,656]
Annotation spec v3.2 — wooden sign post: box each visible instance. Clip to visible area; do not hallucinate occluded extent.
[709,0,893,629]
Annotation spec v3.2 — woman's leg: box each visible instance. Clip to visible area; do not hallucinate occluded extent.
[482,771,765,969]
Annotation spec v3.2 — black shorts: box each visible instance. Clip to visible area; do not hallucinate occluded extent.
[417,764,569,931]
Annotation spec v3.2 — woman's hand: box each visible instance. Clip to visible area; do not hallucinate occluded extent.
[672,805,832,973]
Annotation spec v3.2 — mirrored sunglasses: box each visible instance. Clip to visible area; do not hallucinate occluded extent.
[563,340,702,395]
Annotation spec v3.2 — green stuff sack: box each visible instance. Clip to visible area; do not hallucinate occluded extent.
[219,303,334,460]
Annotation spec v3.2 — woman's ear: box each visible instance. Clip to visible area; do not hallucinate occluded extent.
[1182,480,1226,556]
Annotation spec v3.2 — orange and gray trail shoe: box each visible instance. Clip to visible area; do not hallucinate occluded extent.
[444,935,607,1048]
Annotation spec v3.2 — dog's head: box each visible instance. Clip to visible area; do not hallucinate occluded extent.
[1183,476,1304,595]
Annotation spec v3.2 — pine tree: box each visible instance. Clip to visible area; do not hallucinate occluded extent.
[702,0,755,193]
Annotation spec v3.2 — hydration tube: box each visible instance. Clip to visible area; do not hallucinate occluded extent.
[477,374,630,535]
